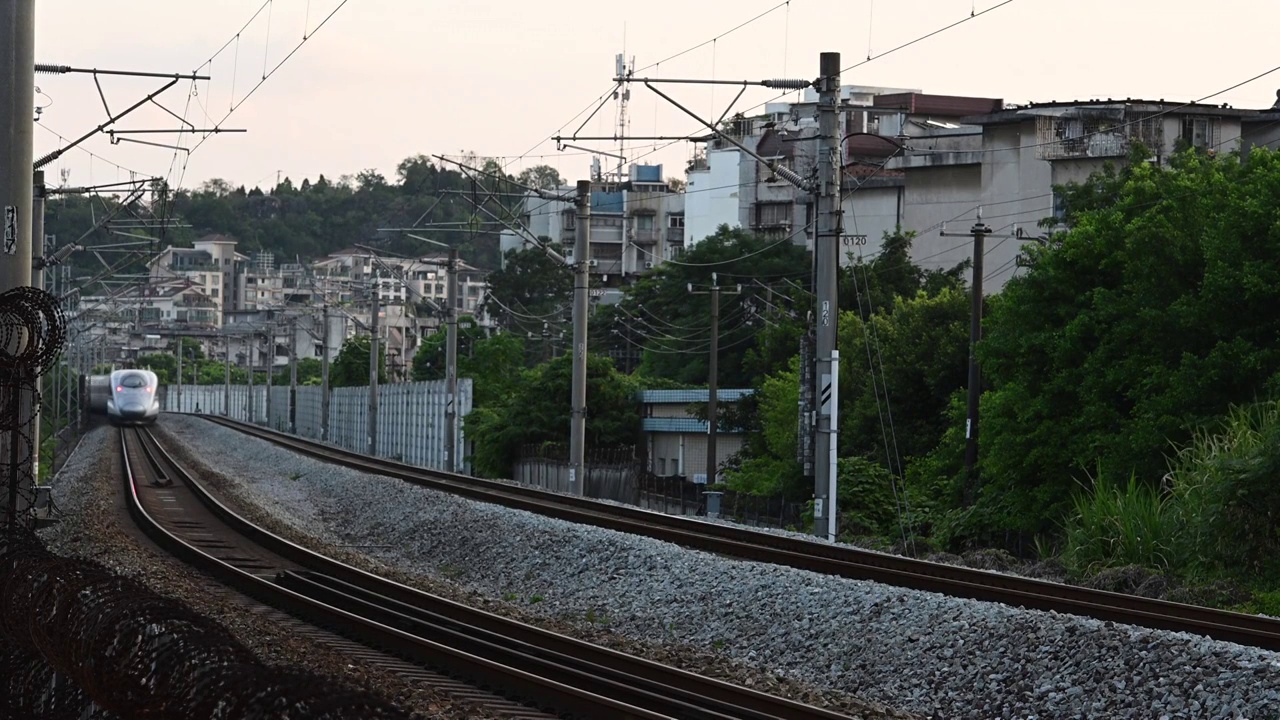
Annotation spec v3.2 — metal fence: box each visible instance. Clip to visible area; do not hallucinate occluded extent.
[636,473,808,529]
[512,444,639,503]
[162,379,473,474]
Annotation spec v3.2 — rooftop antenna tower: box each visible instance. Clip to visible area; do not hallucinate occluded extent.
[614,49,634,182]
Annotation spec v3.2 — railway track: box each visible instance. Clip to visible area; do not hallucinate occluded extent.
[122,425,855,720]
[196,414,1280,652]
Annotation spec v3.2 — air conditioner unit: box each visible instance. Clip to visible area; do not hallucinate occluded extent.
[643,261,655,269]
[588,259,599,267]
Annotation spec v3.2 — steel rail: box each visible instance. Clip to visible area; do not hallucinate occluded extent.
[122,426,852,720]
[198,415,1280,652]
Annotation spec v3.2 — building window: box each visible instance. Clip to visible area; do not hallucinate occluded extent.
[211,288,219,298]
[668,215,685,229]
[315,344,324,356]
[1181,116,1220,150]
[636,215,655,230]
[753,202,792,228]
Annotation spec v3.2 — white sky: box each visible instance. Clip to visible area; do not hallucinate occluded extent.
[33,0,1280,191]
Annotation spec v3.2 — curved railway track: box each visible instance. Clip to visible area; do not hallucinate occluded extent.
[196,414,1280,652]
[122,426,856,720]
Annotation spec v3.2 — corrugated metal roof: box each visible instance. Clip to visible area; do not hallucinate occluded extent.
[637,389,754,404]
[643,418,709,433]
[873,93,1004,117]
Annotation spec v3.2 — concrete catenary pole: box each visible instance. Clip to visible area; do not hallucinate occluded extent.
[0,0,34,293]
[445,247,459,472]
[1,0,35,528]
[320,305,331,442]
[706,275,720,489]
[569,179,592,496]
[29,170,44,479]
[812,52,843,542]
[367,274,380,457]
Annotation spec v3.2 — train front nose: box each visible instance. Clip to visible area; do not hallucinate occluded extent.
[117,401,150,419]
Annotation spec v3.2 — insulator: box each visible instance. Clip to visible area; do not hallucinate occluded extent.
[763,79,811,90]
[34,64,70,75]
[772,164,809,190]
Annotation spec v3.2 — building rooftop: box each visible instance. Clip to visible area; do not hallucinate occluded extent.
[963,99,1266,126]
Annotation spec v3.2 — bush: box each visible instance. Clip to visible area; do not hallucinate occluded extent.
[1167,401,1280,578]
[1061,467,1178,575]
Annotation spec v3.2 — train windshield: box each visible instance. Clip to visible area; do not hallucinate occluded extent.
[119,374,149,389]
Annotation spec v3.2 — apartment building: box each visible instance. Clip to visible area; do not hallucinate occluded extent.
[683,85,1005,266]
[889,98,1261,289]
[499,163,685,294]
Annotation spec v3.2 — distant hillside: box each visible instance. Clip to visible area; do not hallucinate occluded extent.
[44,154,552,288]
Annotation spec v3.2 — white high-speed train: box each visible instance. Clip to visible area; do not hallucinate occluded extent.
[106,369,160,425]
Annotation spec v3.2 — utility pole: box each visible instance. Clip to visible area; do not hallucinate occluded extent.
[445,247,458,472]
[367,274,380,457]
[689,273,740,488]
[289,317,298,434]
[569,180,591,496]
[940,210,998,504]
[246,343,255,423]
[223,333,231,417]
[812,52,843,542]
[175,337,183,411]
[320,306,331,442]
[264,330,273,428]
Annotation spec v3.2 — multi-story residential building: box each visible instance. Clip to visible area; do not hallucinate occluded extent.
[888,98,1263,289]
[147,234,246,323]
[499,163,685,295]
[311,248,490,319]
[683,85,1004,266]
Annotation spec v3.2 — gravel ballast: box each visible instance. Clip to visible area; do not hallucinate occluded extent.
[38,425,471,719]
[163,415,1280,719]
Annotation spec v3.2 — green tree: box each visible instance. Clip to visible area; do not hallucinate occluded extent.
[330,335,388,387]
[516,165,563,190]
[412,321,526,408]
[485,243,572,331]
[976,148,1280,538]
[838,287,970,465]
[468,353,640,478]
[622,226,811,387]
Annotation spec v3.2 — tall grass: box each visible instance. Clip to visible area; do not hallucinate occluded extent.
[1061,467,1178,574]
[1167,401,1280,577]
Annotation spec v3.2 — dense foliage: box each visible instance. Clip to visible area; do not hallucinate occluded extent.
[467,353,641,478]
[974,148,1280,541]
[330,335,388,388]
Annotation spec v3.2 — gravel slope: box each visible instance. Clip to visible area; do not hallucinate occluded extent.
[164,415,1280,719]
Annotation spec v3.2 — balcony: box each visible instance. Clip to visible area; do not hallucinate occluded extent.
[168,261,219,272]
[631,229,660,245]
[666,228,685,246]
[175,297,217,308]
[1035,113,1162,161]
[591,260,623,276]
